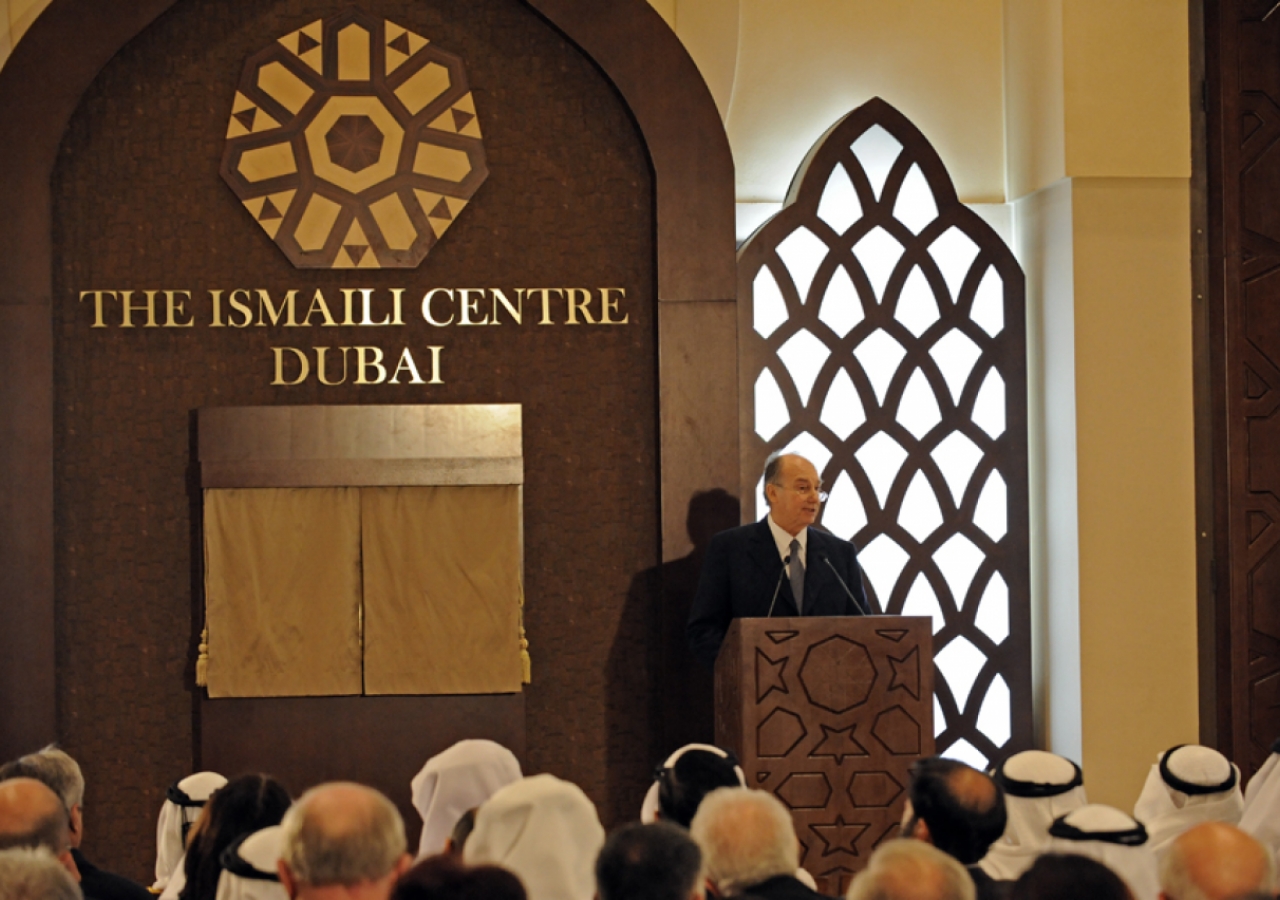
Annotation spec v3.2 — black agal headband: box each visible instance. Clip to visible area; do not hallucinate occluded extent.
[1159,745,1238,796]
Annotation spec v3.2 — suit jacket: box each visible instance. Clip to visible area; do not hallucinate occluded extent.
[72,850,152,900]
[686,519,868,666]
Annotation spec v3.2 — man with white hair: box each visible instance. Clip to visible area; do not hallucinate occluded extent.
[0,746,149,900]
[0,847,82,900]
[687,452,868,666]
[276,783,411,900]
[846,840,975,900]
[689,788,829,900]
[1134,745,1244,859]
[1158,821,1274,900]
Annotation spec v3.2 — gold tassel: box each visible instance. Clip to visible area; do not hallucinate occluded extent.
[195,626,209,688]
[518,582,531,684]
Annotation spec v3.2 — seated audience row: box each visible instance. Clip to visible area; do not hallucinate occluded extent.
[5,736,1280,900]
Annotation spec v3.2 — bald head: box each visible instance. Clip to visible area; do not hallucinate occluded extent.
[903,757,1006,865]
[279,783,408,893]
[1160,822,1273,900]
[0,779,77,883]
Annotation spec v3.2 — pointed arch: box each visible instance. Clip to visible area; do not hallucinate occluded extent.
[738,97,1031,765]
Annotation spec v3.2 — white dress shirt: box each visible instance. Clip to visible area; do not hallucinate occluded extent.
[767,514,807,579]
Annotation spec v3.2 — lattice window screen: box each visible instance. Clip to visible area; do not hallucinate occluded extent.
[737,98,1031,766]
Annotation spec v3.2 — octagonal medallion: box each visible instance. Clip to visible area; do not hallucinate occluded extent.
[220,8,488,268]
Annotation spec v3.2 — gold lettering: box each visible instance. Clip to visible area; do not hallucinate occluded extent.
[458,288,489,326]
[565,288,596,325]
[341,288,357,326]
[600,287,629,324]
[530,288,562,325]
[209,290,225,327]
[389,288,405,326]
[228,290,254,328]
[426,346,444,384]
[354,346,387,384]
[350,288,390,326]
[421,288,455,326]
[389,347,425,384]
[492,288,523,325]
[119,290,157,328]
[301,290,338,327]
[79,290,114,328]
[315,346,350,385]
[256,289,299,327]
[163,291,195,327]
[271,347,310,385]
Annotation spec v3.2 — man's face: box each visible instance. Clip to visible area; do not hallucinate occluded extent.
[765,455,822,536]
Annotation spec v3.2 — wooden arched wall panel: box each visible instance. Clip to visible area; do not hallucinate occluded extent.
[0,0,736,770]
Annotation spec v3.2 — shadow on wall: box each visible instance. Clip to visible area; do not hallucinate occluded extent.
[605,488,740,825]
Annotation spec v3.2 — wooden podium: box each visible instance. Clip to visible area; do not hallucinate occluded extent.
[714,616,933,896]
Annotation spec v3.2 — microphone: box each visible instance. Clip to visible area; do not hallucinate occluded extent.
[821,553,869,615]
[767,554,791,618]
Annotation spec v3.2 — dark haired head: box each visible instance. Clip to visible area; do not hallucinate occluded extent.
[1011,853,1133,900]
[178,774,291,900]
[596,822,702,900]
[391,854,526,900]
[905,757,1007,865]
[656,750,742,829]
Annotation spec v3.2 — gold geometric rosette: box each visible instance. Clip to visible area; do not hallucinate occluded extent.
[219,9,487,269]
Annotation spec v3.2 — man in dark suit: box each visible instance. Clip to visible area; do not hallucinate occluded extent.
[686,452,868,667]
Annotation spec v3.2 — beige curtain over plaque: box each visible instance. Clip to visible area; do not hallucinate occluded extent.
[362,485,522,694]
[203,488,363,697]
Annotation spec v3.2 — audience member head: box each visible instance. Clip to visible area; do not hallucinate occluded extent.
[156,772,229,891]
[0,747,85,850]
[1134,746,1244,859]
[216,825,287,900]
[409,740,521,859]
[0,778,78,881]
[277,782,410,900]
[981,750,1087,881]
[180,774,290,900]
[1010,853,1133,900]
[902,757,1007,866]
[1048,805,1158,900]
[0,847,82,900]
[641,744,745,828]
[846,839,975,900]
[389,854,525,900]
[689,787,798,896]
[596,822,704,900]
[1158,821,1274,900]
[463,774,605,900]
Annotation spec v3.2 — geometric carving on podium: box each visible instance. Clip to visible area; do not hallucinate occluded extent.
[871,705,921,755]
[848,771,903,807]
[811,816,871,856]
[888,647,920,699]
[818,867,857,898]
[776,772,834,809]
[798,636,876,713]
[810,723,869,764]
[768,630,801,644]
[876,629,909,642]
[756,648,791,702]
[758,708,808,758]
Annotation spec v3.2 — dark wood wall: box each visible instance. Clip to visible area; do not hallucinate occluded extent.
[0,0,738,883]
[1204,0,1280,774]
